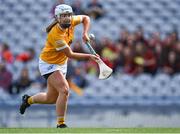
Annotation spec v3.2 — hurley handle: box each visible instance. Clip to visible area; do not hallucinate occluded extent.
[86,41,97,55]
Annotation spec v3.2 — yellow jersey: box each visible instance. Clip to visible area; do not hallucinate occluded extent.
[40,15,82,64]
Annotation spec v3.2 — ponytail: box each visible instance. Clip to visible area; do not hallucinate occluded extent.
[46,19,58,33]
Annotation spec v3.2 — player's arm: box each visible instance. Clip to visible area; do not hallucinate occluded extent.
[73,15,90,43]
[54,36,98,61]
[81,15,90,43]
[61,45,98,61]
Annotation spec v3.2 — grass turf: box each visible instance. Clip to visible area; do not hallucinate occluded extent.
[0,128,180,133]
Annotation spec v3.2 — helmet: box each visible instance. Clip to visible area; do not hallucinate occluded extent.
[54,4,73,17]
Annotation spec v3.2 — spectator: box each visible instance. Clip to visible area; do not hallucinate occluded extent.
[72,67,88,88]
[86,0,105,20]
[126,34,136,47]
[66,60,87,88]
[174,42,180,73]
[66,60,84,96]
[85,59,98,76]
[16,48,36,63]
[151,32,162,45]
[72,0,85,15]
[170,31,179,44]
[142,45,157,74]
[121,46,137,74]
[160,34,175,70]
[113,42,124,73]
[133,43,145,75]
[118,28,129,45]
[134,26,147,44]
[161,51,177,75]
[161,41,180,74]
[100,38,117,69]
[0,43,14,64]
[50,0,65,17]
[13,67,32,93]
[0,62,13,93]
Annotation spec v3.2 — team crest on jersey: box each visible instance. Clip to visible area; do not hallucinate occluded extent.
[47,65,54,70]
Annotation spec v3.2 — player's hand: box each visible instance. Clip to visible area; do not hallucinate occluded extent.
[82,32,90,43]
[89,54,100,62]
[95,54,100,57]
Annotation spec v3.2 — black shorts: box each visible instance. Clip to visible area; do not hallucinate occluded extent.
[43,72,54,80]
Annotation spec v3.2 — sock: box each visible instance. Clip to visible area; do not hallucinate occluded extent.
[57,116,65,125]
[27,97,34,105]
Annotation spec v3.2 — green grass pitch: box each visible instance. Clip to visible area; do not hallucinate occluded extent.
[0,128,180,133]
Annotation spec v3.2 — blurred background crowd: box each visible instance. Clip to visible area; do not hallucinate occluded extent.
[0,0,180,95]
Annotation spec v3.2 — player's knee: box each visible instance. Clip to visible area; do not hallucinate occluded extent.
[60,83,69,96]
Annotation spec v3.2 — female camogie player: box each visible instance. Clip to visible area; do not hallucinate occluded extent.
[19,4,99,128]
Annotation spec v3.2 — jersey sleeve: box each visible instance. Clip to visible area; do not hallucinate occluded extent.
[72,15,82,26]
[54,39,68,51]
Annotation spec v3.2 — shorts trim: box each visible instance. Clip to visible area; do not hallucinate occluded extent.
[43,72,54,80]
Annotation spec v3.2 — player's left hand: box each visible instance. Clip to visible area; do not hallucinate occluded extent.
[95,54,100,58]
[89,54,100,62]
[82,32,90,43]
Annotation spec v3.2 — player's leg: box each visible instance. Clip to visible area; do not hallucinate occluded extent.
[29,83,58,104]
[47,70,69,128]
[19,80,58,114]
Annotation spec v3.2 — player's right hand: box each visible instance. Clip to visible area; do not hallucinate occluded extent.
[82,32,90,43]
